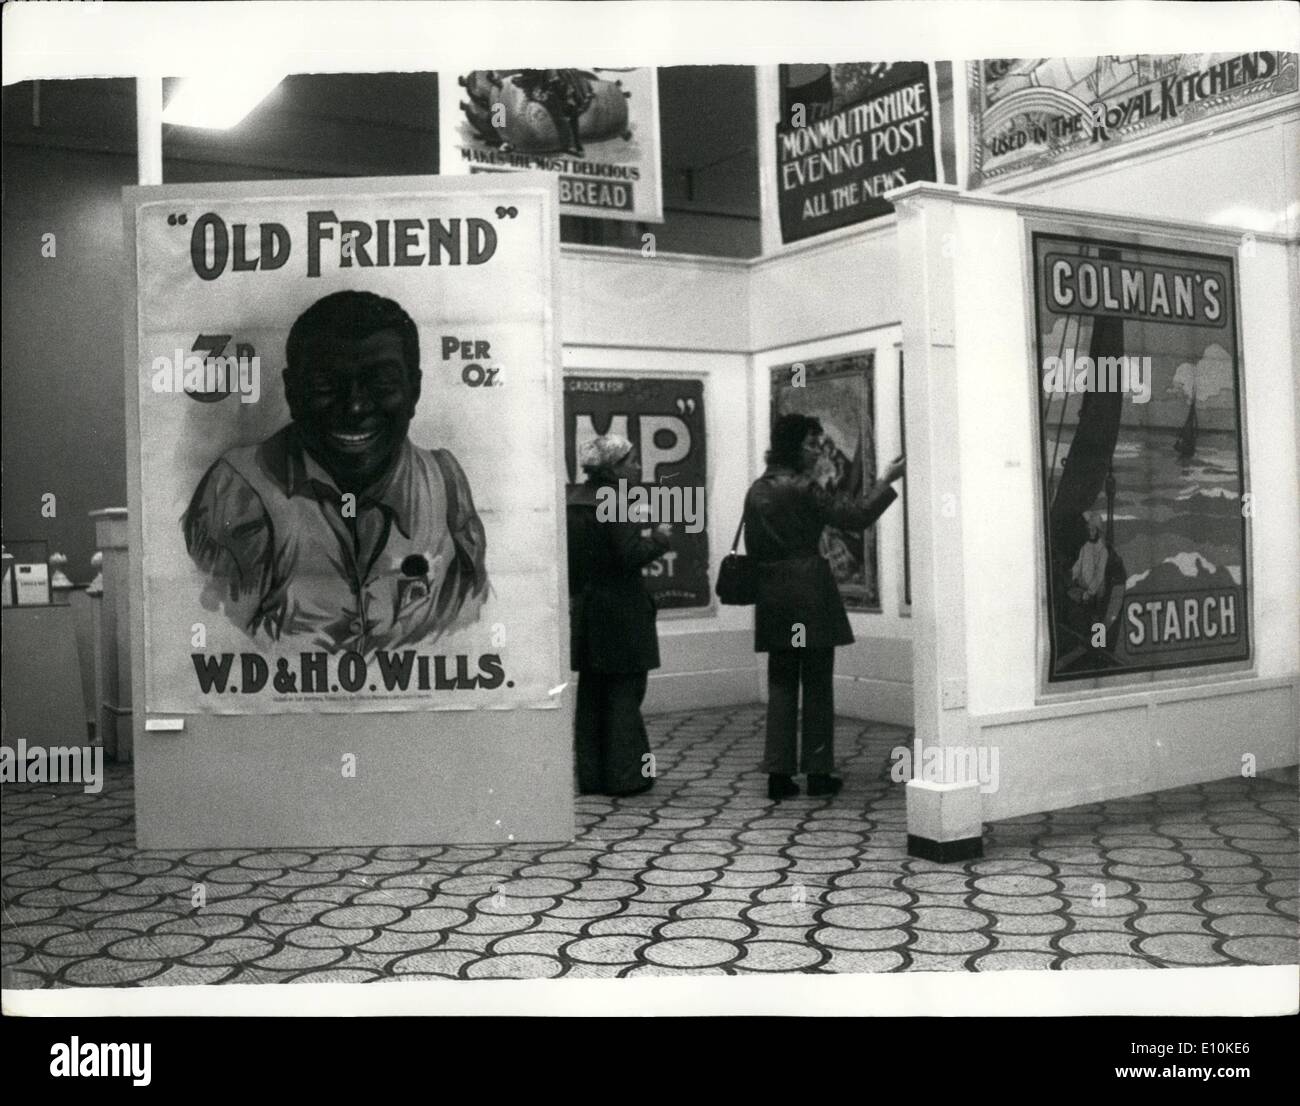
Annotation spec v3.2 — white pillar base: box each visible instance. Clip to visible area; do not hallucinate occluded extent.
[906,777,984,861]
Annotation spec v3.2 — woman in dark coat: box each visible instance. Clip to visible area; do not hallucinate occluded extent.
[744,413,905,801]
[567,433,672,796]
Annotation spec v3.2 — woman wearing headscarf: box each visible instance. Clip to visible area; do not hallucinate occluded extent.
[744,413,905,801]
[566,433,672,796]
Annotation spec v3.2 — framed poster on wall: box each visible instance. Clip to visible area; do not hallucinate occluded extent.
[439,68,663,223]
[775,62,939,244]
[968,53,1298,189]
[1030,228,1250,683]
[563,375,710,611]
[770,351,880,612]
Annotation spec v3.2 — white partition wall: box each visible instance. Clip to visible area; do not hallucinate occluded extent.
[989,101,1300,239]
[892,182,1299,857]
[559,247,758,712]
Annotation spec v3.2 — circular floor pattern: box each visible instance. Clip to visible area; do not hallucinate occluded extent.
[2,707,1295,988]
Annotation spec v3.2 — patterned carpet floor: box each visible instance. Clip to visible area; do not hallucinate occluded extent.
[2,705,1296,986]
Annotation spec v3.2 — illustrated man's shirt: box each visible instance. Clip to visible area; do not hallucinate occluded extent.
[183,426,488,654]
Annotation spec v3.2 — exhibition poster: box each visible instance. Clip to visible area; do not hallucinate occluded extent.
[770,352,881,611]
[968,53,1299,188]
[776,62,938,244]
[130,177,563,713]
[564,375,710,610]
[439,68,663,223]
[1031,230,1250,681]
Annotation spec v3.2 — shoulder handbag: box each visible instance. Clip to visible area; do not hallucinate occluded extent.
[715,515,757,605]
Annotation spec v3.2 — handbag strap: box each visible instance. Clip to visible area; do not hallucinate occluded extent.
[729,514,746,554]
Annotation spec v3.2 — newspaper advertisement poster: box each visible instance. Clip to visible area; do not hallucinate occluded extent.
[130,176,563,713]
[776,62,938,244]
[439,68,663,223]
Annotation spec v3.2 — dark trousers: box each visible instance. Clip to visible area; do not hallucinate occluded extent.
[574,670,651,794]
[763,647,835,776]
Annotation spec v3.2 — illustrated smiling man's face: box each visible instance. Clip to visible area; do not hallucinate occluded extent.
[287,327,421,492]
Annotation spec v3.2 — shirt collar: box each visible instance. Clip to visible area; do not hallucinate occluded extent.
[279,427,420,540]
[764,463,801,478]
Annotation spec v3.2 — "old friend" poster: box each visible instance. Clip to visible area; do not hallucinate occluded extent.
[130,177,563,713]
[1032,230,1250,682]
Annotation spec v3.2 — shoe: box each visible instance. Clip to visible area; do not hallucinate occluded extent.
[767,774,800,800]
[806,774,843,797]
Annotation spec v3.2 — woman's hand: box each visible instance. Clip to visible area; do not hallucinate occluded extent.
[882,455,906,484]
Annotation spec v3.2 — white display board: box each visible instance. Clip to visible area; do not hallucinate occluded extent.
[891,183,1298,834]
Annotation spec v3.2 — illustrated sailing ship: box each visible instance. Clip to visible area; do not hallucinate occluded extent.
[1045,246,1129,673]
[1174,379,1199,459]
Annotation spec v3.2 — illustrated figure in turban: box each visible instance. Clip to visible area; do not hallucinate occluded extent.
[1069,512,1109,609]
